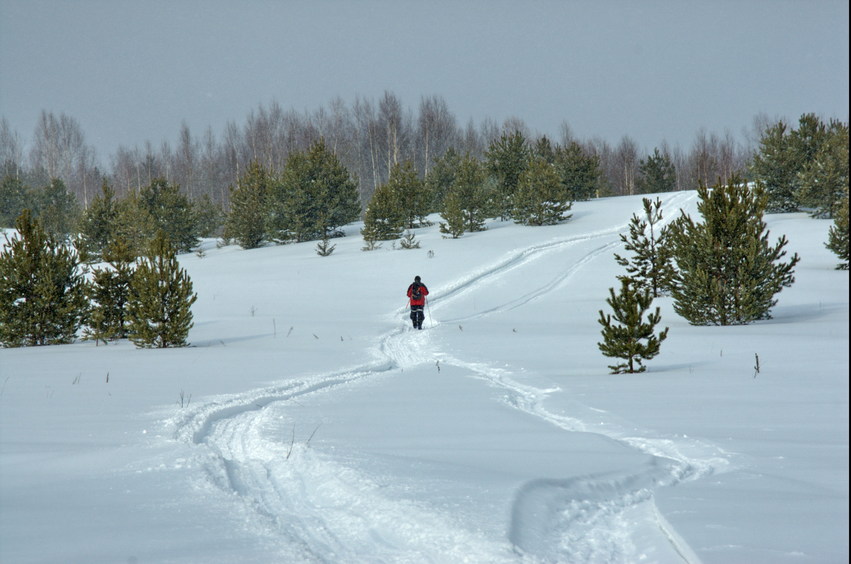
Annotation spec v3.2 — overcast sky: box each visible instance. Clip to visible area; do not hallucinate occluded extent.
[1,0,848,162]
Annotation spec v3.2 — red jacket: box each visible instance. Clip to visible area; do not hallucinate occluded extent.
[407,282,429,306]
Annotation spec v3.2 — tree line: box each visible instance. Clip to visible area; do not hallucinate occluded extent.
[1,107,846,264]
[3,91,767,216]
[0,97,846,352]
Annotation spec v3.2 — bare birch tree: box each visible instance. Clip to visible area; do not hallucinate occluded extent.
[613,136,639,196]
[29,111,99,205]
[1,119,25,177]
[416,95,457,176]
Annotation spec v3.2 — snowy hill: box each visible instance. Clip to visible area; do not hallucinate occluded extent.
[1,191,848,564]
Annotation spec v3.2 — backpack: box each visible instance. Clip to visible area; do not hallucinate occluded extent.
[411,283,422,300]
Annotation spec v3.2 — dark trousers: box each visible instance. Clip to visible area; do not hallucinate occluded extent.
[410,305,424,329]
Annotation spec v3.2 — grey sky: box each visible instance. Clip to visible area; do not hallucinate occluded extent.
[1,0,848,161]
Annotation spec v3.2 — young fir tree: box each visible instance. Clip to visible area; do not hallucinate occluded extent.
[84,237,136,343]
[512,156,572,226]
[613,197,675,297]
[0,210,89,347]
[597,277,669,374]
[636,148,677,194]
[223,160,272,249]
[126,232,197,348]
[668,177,800,325]
[826,187,849,270]
[485,130,530,220]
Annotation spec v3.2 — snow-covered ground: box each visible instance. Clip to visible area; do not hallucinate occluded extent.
[1,191,847,564]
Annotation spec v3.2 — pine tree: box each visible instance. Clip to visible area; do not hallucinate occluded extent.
[668,177,800,325]
[613,197,675,297]
[452,154,490,232]
[361,178,405,243]
[112,190,156,257]
[750,120,800,212]
[0,174,30,227]
[223,160,272,249]
[85,238,135,342]
[796,120,849,218]
[34,178,80,240]
[315,237,336,256]
[126,232,197,348]
[439,187,466,238]
[0,210,89,347]
[192,193,224,238]
[308,139,361,238]
[791,114,833,215]
[272,139,361,242]
[398,230,421,249]
[826,187,849,270]
[554,141,602,201]
[532,136,557,164]
[512,156,572,226]
[425,147,461,213]
[636,148,677,194]
[78,180,119,260]
[751,114,849,215]
[137,178,199,253]
[597,277,669,374]
[486,130,530,219]
[389,161,431,229]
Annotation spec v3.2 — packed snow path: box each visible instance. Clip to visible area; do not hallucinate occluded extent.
[169,191,727,563]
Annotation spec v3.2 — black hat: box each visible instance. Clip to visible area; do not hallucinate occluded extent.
[414,276,421,282]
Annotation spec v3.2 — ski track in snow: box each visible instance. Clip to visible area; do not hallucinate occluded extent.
[166,191,724,563]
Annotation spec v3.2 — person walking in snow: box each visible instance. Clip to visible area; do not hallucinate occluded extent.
[407,276,429,330]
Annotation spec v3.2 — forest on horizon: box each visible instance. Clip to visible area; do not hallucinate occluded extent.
[1,91,795,211]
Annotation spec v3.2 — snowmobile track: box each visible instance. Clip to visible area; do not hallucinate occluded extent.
[168,191,718,563]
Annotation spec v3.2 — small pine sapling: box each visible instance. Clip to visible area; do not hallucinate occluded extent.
[597,277,669,374]
[399,231,421,249]
[613,197,674,297]
[361,239,382,251]
[316,237,336,256]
